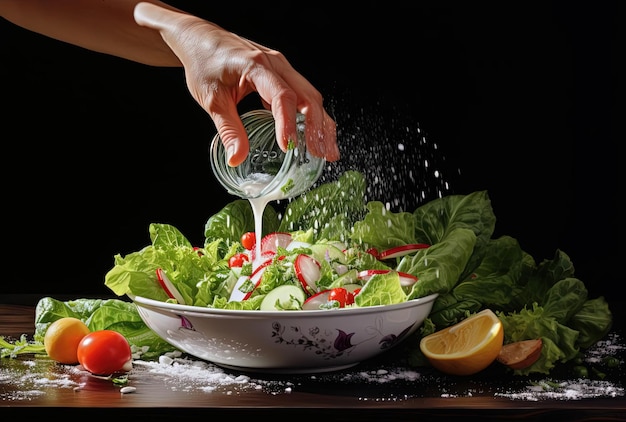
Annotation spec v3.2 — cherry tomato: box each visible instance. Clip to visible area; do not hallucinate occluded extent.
[228,252,249,268]
[347,288,360,305]
[77,330,132,375]
[328,287,350,308]
[240,232,256,250]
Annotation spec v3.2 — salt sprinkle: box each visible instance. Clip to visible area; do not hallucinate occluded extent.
[319,97,456,213]
[0,358,81,401]
[494,379,624,401]
[1,334,623,402]
[131,353,268,394]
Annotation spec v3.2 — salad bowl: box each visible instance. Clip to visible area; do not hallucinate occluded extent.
[130,292,438,374]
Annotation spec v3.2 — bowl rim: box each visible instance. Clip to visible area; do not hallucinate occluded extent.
[129,292,439,319]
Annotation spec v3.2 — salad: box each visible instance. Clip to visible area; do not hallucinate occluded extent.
[31,171,614,374]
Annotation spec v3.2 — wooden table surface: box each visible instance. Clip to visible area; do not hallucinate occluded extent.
[1,299,625,421]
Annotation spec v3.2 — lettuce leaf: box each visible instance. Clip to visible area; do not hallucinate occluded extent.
[34,297,177,360]
[400,227,477,299]
[351,201,418,248]
[204,199,280,245]
[279,170,367,242]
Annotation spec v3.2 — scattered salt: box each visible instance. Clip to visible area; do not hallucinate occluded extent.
[131,356,265,394]
[584,332,625,364]
[1,346,623,401]
[319,98,456,214]
[494,379,624,401]
[1,331,623,401]
[0,358,82,401]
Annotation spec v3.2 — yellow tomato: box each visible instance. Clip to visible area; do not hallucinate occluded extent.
[44,317,91,364]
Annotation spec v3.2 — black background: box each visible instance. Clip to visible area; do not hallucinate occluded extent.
[1,1,622,300]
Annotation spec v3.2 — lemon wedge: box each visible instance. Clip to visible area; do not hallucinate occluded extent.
[420,308,504,376]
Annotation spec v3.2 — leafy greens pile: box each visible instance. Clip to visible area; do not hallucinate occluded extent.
[28,170,612,375]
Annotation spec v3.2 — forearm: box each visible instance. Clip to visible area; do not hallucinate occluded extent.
[0,0,184,66]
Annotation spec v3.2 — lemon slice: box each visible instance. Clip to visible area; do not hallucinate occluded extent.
[420,308,504,376]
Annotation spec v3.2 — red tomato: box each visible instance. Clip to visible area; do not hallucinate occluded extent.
[241,232,256,250]
[346,289,359,305]
[77,330,132,375]
[328,287,350,308]
[228,252,249,268]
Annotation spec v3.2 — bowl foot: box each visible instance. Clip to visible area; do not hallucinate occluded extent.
[215,362,361,374]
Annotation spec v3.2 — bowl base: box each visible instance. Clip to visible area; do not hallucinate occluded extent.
[215,362,361,375]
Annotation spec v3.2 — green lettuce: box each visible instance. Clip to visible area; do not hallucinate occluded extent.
[34,297,177,360]
[20,171,612,376]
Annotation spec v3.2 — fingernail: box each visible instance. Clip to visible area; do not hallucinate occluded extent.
[226,144,236,166]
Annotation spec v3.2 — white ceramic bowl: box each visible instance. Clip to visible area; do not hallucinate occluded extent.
[131,293,439,374]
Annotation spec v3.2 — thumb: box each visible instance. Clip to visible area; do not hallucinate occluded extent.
[212,113,250,167]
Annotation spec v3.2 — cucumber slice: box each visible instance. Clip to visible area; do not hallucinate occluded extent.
[333,268,359,286]
[310,243,347,264]
[260,285,307,311]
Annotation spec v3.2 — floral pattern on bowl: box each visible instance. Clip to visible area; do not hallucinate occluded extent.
[271,318,414,360]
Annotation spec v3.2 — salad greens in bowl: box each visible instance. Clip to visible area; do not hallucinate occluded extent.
[96,170,611,374]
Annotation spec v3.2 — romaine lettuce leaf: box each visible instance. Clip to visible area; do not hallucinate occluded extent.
[354,270,408,307]
[351,201,418,248]
[399,227,477,299]
[279,170,367,242]
[569,297,613,349]
[204,199,280,245]
[413,190,496,280]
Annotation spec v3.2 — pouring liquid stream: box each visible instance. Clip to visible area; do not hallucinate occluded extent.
[240,176,284,266]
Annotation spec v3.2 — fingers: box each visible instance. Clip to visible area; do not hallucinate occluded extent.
[250,65,340,163]
[135,3,339,164]
[211,110,250,167]
[134,2,179,29]
[299,104,339,162]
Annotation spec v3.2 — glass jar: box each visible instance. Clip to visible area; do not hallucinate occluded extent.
[210,109,325,200]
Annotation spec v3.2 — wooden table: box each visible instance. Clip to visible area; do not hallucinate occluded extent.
[2,298,625,421]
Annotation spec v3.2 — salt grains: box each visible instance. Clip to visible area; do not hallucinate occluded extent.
[1,335,624,401]
[495,379,624,401]
[318,98,456,213]
[0,358,81,401]
[131,352,270,394]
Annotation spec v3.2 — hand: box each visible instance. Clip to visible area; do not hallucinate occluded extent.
[133,2,339,167]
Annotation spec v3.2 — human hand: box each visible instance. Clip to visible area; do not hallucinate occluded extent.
[133,2,339,167]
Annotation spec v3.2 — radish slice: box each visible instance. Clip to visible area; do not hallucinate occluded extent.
[156,268,185,304]
[302,284,364,310]
[250,249,275,264]
[251,232,292,262]
[294,254,321,295]
[260,232,292,254]
[378,243,430,260]
[243,264,268,300]
[357,269,418,287]
[229,274,251,302]
[286,240,312,251]
[302,289,332,310]
[229,257,274,302]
